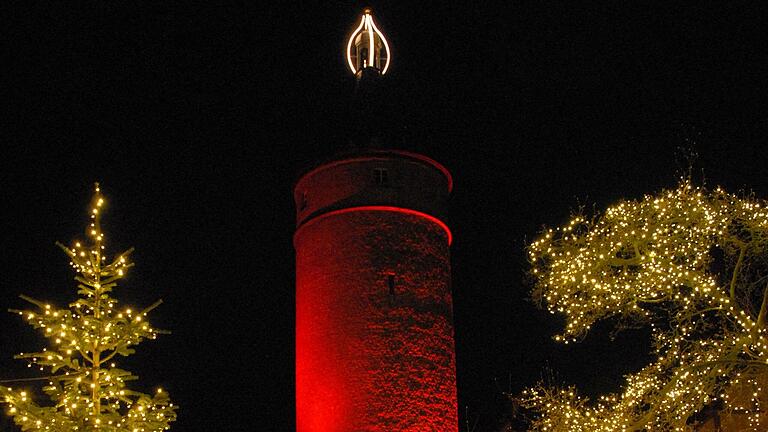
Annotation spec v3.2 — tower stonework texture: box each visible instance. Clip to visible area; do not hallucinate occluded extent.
[294,149,458,431]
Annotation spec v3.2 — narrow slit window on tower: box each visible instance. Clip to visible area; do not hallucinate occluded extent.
[387,274,396,297]
[373,168,389,186]
[299,191,308,211]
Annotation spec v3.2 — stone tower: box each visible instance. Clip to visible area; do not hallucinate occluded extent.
[294,10,458,431]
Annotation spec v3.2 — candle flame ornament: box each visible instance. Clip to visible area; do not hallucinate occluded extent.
[346,8,391,75]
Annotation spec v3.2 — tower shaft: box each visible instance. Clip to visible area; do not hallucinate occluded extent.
[294,150,457,431]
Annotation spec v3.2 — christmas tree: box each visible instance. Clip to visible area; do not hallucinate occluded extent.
[1,184,177,431]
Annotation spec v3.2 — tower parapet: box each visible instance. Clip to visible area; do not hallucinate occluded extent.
[294,149,452,230]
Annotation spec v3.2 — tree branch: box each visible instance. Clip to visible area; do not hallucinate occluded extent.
[0,373,80,384]
[729,243,747,301]
[101,347,122,364]
[78,348,94,364]
[757,281,768,329]
[730,243,747,301]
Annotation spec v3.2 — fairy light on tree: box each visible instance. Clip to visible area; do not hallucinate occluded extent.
[520,181,768,431]
[1,183,177,431]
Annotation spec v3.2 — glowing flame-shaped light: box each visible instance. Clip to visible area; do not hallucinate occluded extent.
[346,9,391,75]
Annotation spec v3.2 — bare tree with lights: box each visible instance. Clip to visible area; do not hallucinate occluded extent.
[1,184,176,431]
[520,181,768,431]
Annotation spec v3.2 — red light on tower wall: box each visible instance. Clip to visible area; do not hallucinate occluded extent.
[294,150,458,431]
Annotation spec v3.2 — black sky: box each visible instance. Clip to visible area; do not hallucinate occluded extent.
[2,2,768,431]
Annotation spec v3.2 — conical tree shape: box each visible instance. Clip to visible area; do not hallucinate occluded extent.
[1,184,177,431]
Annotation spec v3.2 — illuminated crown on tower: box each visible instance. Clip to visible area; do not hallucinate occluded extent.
[346,8,391,77]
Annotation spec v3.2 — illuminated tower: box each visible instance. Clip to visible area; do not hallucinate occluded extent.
[294,9,458,432]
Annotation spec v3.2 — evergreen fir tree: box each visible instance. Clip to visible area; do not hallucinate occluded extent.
[1,184,177,431]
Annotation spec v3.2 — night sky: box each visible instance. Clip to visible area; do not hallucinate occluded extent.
[2,2,768,431]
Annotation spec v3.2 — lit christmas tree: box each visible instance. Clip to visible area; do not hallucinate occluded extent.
[1,184,177,431]
[521,181,768,431]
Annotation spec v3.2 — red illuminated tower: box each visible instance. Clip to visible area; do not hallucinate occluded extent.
[294,9,458,431]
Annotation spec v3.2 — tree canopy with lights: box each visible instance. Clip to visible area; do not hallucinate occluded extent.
[1,184,176,431]
[521,181,768,431]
